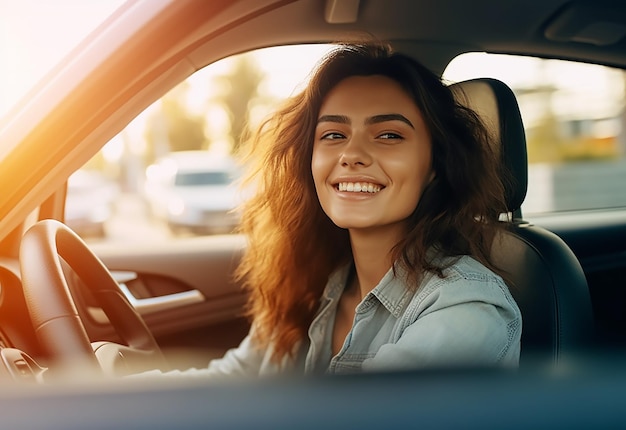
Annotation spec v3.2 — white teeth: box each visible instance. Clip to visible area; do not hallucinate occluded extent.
[337,182,382,193]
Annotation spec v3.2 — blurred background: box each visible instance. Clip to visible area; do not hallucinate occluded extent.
[2,1,625,246]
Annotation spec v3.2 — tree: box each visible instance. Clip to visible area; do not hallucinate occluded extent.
[144,81,208,163]
[160,81,207,153]
[210,55,266,154]
[143,53,268,163]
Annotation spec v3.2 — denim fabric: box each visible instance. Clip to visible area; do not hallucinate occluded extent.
[187,255,521,378]
[308,256,521,374]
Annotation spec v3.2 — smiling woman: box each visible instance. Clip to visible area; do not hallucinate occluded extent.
[312,75,434,236]
[136,42,522,379]
[2,0,626,425]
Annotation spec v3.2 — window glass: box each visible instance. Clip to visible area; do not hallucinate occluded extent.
[443,53,626,216]
[69,44,333,243]
[71,47,624,244]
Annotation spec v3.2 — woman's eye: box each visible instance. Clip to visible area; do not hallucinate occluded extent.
[378,132,403,140]
[320,132,345,140]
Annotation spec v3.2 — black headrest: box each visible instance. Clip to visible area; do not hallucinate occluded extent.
[449,78,528,216]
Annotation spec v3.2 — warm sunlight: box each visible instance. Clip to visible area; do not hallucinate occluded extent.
[0,0,125,118]
[0,1,332,120]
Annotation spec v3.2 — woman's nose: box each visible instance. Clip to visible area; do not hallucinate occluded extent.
[339,136,372,167]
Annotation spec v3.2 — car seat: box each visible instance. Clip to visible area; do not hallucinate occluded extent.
[449,77,595,366]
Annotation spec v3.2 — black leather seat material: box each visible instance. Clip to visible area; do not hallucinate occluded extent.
[450,77,595,365]
[492,226,594,364]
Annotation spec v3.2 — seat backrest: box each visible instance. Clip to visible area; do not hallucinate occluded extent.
[450,78,595,365]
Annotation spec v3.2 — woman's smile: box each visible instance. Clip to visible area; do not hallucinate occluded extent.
[336,182,383,193]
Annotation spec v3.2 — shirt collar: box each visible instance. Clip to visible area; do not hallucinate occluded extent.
[368,265,413,318]
[322,264,351,302]
[322,263,414,319]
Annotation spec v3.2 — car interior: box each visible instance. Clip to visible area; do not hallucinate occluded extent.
[451,77,596,364]
[1,0,626,427]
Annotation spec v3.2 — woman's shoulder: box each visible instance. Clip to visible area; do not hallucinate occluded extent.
[439,255,504,282]
[415,255,519,312]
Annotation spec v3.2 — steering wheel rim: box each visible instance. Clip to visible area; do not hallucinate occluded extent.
[20,219,165,376]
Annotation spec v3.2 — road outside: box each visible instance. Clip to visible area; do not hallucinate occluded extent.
[86,193,172,245]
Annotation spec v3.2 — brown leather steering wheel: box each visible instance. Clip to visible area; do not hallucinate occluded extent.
[20,219,166,377]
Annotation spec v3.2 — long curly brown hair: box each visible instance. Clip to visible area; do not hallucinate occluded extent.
[235,42,510,362]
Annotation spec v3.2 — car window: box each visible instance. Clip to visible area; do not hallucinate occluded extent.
[443,53,626,217]
[174,172,233,187]
[72,47,625,244]
[69,44,332,243]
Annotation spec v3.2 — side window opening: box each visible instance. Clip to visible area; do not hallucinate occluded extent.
[68,44,333,244]
[443,53,626,216]
[68,48,625,245]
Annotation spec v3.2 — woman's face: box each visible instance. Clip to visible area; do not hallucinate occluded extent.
[312,74,434,235]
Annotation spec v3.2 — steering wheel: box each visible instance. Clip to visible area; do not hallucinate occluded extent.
[19,219,167,378]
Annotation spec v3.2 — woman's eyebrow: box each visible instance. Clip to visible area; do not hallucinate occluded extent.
[317,113,414,129]
[365,114,414,129]
[317,114,350,124]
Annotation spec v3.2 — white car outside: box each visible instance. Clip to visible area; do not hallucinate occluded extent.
[144,151,242,234]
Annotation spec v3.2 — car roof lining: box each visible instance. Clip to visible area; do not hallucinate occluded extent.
[183,0,626,75]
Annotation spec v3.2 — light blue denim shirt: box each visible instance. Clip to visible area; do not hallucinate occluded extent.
[308,256,521,374]
[153,255,521,378]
